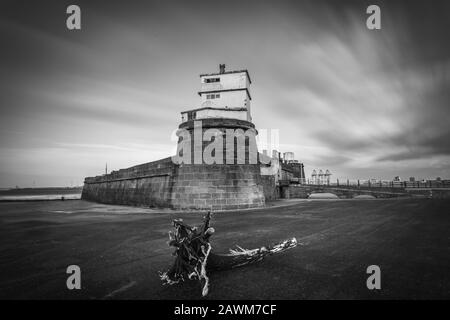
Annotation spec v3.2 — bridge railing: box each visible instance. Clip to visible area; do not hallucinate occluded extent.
[303,179,450,189]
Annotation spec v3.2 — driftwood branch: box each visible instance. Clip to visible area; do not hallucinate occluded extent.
[159,211,297,296]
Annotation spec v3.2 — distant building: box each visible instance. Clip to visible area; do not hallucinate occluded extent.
[310,169,331,185]
[283,152,295,163]
[261,150,306,185]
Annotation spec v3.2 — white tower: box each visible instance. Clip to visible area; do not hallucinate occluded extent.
[181,64,252,123]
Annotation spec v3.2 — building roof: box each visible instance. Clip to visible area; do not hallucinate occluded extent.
[198,87,252,100]
[199,69,252,84]
[181,106,248,114]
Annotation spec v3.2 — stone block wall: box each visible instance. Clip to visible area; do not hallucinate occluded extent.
[260,175,279,200]
[82,158,268,210]
[82,157,176,207]
[287,185,310,198]
[170,164,265,210]
[169,117,266,210]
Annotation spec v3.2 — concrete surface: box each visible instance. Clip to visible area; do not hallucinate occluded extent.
[308,193,339,199]
[1,198,450,299]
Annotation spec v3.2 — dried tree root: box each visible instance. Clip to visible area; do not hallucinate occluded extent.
[159,212,297,296]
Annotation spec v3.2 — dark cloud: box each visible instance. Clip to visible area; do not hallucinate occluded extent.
[0,0,449,186]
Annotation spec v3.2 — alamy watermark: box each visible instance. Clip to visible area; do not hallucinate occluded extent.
[66,4,381,32]
[366,265,381,290]
[66,5,81,30]
[366,5,381,30]
[66,265,81,290]
[171,120,279,165]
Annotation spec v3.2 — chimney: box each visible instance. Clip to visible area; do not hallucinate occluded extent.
[219,64,226,74]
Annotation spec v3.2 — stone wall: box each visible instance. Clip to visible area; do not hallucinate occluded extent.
[170,117,266,210]
[170,164,265,210]
[82,159,267,210]
[81,157,176,207]
[288,185,310,198]
[260,175,279,200]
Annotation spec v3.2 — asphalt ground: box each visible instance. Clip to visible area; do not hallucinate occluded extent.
[1,198,449,299]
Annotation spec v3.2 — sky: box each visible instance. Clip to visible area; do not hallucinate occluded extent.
[0,0,449,187]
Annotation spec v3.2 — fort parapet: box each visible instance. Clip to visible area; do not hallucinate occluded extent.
[81,157,266,210]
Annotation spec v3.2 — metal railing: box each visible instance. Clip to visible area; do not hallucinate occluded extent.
[304,179,450,189]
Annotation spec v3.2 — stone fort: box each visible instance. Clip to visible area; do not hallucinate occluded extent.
[81,65,306,210]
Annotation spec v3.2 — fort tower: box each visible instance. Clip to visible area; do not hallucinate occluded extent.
[171,65,265,209]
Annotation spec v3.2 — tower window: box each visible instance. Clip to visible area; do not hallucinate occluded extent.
[205,77,220,83]
[206,93,220,99]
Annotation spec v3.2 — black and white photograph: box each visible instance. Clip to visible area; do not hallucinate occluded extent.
[1,0,450,313]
